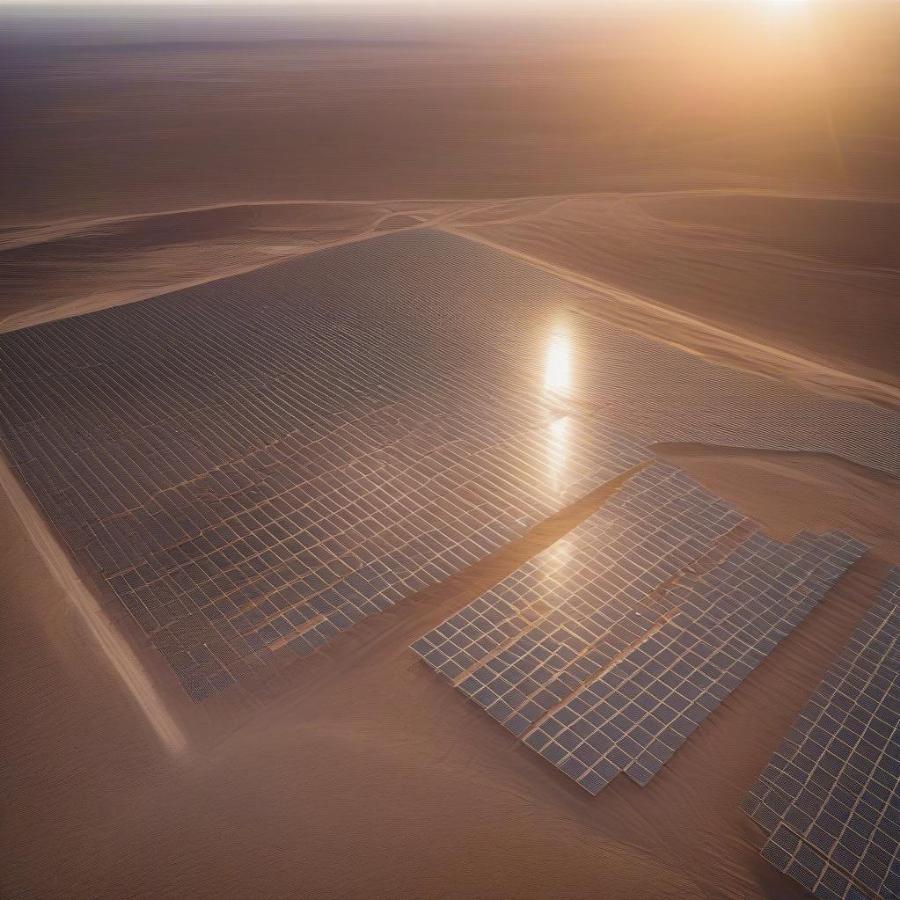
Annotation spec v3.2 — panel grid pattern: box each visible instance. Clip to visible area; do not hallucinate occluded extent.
[528,530,865,794]
[412,465,746,736]
[413,468,865,795]
[2,228,892,703]
[0,234,648,700]
[742,568,899,900]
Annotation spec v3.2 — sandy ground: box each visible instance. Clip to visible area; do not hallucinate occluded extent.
[654,444,900,561]
[2,4,898,398]
[2,4,899,897]
[3,4,899,228]
[0,199,491,329]
[451,191,900,401]
[3,189,899,414]
[3,445,896,900]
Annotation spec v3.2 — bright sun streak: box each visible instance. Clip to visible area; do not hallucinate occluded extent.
[543,330,572,399]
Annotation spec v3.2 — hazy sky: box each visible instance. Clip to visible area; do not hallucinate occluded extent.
[0,0,819,44]
[0,0,818,13]
[0,0,753,20]
[0,0,762,7]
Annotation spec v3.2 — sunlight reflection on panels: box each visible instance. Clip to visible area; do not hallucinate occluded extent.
[412,464,866,795]
[0,233,650,700]
[0,229,893,702]
[543,326,574,400]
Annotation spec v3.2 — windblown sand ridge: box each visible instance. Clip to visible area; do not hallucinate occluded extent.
[3,189,899,413]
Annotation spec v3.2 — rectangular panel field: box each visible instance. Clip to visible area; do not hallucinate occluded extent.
[2,228,890,705]
[411,465,748,732]
[412,465,865,795]
[0,232,649,700]
[537,530,865,793]
[742,568,899,900]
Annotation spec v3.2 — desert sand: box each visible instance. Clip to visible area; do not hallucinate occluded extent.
[2,2,899,898]
[5,189,899,411]
[3,3,899,398]
[3,439,897,898]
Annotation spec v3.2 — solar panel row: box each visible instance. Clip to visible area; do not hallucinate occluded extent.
[742,567,899,900]
[410,465,747,732]
[413,466,866,795]
[0,235,648,699]
[532,530,866,794]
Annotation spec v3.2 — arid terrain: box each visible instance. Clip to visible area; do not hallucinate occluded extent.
[1,3,899,899]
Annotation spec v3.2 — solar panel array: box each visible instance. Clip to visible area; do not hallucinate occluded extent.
[412,466,866,794]
[1,228,893,704]
[742,568,899,900]
[411,465,747,722]
[342,232,900,474]
[0,235,648,700]
[310,232,900,478]
[531,529,867,794]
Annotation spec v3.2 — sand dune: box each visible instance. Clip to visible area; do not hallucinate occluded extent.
[0,199,483,330]
[652,444,900,562]
[452,191,900,397]
[4,188,898,415]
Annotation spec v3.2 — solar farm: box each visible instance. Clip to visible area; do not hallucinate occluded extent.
[1,228,897,897]
[742,568,899,900]
[0,233,658,698]
[412,464,867,793]
[1,234,895,692]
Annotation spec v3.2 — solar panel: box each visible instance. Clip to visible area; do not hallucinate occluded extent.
[2,227,891,706]
[412,466,750,732]
[742,567,899,900]
[413,469,866,795]
[0,235,649,700]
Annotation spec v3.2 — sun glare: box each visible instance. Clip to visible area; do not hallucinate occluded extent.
[543,328,573,399]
